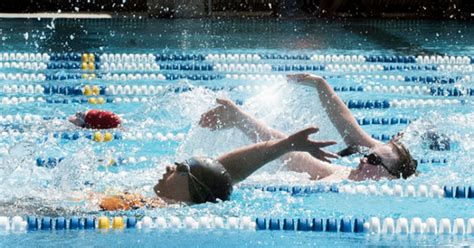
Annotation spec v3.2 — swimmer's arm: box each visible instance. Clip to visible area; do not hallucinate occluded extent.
[236,114,338,180]
[217,127,337,183]
[288,74,380,148]
[214,99,337,180]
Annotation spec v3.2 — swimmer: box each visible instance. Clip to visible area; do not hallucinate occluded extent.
[199,73,418,182]
[100,126,337,210]
[68,109,121,129]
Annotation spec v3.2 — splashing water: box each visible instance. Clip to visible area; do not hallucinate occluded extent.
[0,81,473,216]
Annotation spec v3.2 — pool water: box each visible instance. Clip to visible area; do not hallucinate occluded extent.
[0,18,473,246]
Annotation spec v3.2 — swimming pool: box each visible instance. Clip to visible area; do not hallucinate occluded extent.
[0,18,473,246]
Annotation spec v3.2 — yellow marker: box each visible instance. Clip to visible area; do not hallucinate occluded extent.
[112,217,124,229]
[93,131,103,142]
[88,62,95,71]
[104,132,113,142]
[92,85,100,95]
[82,53,89,63]
[108,159,117,166]
[82,62,88,70]
[88,53,95,62]
[97,97,105,104]
[82,73,88,79]
[98,216,110,230]
[88,97,97,104]
[83,85,92,96]
[89,74,96,79]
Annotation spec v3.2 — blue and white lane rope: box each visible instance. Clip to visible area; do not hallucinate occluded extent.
[0,95,466,110]
[0,96,150,105]
[2,52,473,65]
[0,216,473,235]
[0,130,400,144]
[0,72,468,85]
[0,84,439,96]
[2,60,473,75]
[239,184,473,199]
[0,114,411,127]
[6,61,472,73]
[0,131,186,142]
[2,84,473,98]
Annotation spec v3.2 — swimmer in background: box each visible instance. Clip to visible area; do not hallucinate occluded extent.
[99,126,338,210]
[199,73,418,182]
[68,109,121,129]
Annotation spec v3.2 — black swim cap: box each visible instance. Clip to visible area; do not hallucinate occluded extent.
[179,157,233,204]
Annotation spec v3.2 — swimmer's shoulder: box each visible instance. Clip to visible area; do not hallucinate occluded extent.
[318,166,351,183]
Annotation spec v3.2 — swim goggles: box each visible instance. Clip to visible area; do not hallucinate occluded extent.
[174,161,217,203]
[74,111,86,127]
[364,152,399,177]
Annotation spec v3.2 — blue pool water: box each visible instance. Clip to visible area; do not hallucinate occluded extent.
[0,18,473,246]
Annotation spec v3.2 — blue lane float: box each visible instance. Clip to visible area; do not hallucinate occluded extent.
[333,86,364,92]
[365,55,417,63]
[403,76,463,84]
[255,217,365,232]
[48,53,82,62]
[158,63,213,71]
[272,64,325,72]
[345,100,391,109]
[155,53,206,61]
[357,117,410,125]
[46,62,100,70]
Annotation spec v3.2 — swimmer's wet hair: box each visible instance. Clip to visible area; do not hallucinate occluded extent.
[183,157,233,204]
[389,134,418,179]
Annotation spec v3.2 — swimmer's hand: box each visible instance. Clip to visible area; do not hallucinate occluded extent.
[199,98,242,130]
[287,73,324,87]
[286,126,339,163]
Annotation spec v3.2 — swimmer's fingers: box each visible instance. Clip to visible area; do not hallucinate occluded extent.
[199,109,219,130]
[200,101,239,130]
[311,140,337,148]
[319,150,340,161]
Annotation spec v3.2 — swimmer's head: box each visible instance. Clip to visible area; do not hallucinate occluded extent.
[154,157,233,204]
[388,138,418,179]
[355,135,418,180]
[68,111,86,127]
